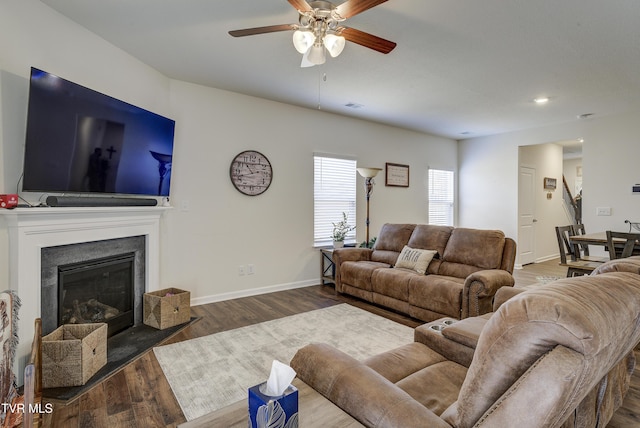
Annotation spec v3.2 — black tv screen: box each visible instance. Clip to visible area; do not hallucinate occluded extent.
[23,68,175,197]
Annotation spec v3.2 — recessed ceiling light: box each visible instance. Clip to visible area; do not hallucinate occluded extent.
[533,97,550,104]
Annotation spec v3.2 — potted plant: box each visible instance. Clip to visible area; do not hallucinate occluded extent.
[359,236,377,249]
[331,212,355,248]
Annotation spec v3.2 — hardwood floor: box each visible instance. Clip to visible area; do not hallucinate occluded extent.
[40,259,639,427]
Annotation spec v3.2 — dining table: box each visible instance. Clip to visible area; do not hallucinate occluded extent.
[569,231,640,261]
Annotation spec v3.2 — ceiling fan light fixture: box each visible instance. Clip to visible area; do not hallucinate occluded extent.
[300,48,314,67]
[324,33,345,57]
[292,30,314,54]
[307,44,326,65]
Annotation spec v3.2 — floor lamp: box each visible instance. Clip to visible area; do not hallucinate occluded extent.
[357,167,382,248]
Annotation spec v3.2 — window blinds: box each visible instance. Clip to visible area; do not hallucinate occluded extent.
[314,155,357,246]
[428,169,454,226]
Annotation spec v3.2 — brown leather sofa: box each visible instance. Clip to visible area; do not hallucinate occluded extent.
[333,223,517,321]
[291,258,640,427]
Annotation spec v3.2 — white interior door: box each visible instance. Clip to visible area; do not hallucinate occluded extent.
[518,166,536,265]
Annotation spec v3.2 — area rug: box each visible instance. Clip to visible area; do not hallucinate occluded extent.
[153,304,413,421]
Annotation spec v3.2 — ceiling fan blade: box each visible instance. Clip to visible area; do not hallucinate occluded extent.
[288,0,313,13]
[335,0,389,19]
[229,24,296,37]
[338,27,396,54]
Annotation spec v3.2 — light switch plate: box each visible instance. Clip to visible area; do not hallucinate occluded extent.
[596,207,612,216]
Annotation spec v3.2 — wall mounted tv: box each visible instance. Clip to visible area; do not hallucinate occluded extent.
[22,67,175,197]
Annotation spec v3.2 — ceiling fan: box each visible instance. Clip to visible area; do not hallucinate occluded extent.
[229,0,396,67]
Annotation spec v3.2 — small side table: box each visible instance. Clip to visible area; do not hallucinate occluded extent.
[320,248,335,285]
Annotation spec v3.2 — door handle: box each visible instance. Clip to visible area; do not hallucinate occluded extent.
[532,219,538,223]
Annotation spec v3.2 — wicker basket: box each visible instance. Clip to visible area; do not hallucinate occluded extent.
[42,323,107,388]
[143,287,190,330]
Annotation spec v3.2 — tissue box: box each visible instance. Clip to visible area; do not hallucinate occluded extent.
[248,382,298,428]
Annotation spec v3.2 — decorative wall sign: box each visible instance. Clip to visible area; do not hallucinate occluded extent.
[543,177,557,190]
[385,163,409,187]
[229,150,273,196]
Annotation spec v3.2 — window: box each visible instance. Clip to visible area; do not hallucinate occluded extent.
[314,155,357,247]
[428,169,454,226]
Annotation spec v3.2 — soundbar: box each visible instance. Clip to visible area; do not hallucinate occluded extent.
[45,196,158,207]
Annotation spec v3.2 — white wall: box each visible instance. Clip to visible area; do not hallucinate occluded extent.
[460,115,640,265]
[584,112,640,233]
[0,1,458,304]
[164,80,456,302]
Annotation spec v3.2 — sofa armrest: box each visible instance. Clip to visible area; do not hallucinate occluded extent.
[461,269,515,318]
[492,286,525,311]
[290,343,450,428]
[333,247,373,265]
[414,318,481,367]
[333,248,373,292]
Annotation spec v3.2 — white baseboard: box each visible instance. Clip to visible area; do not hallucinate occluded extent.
[516,253,560,270]
[189,279,321,307]
[536,254,560,263]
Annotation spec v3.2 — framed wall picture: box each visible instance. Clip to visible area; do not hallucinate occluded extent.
[543,177,557,190]
[385,163,409,187]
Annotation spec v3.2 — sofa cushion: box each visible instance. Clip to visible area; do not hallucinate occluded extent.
[364,342,466,417]
[408,275,464,318]
[397,360,467,416]
[371,223,416,265]
[340,261,389,291]
[364,342,446,383]
[371,268,413,301]
[407,225,453,274]
[438,228,506,278]
[395,246,438,274]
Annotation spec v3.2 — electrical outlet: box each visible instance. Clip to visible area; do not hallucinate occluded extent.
[238,265,245,276]
[181,200,190,212]
[596,207,612,216]
[247,264,255,275]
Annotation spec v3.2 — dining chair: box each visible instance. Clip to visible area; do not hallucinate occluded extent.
[555,226,605,277]
[606,230,640,259]
[572,224,609,262]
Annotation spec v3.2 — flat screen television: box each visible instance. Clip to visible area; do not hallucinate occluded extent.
[22,67,176,197]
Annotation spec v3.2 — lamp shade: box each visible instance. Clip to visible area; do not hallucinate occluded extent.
[357,167,382,178]
[324,34,345,58]
[292,30,314,54]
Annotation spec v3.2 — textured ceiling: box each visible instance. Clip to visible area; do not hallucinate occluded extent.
[41,0,640,140]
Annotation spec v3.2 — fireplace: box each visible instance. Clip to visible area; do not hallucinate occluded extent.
[58,253,135,337]
[0,205,166,378]
[41,235,146,336]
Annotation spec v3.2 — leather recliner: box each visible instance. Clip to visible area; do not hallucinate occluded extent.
[291,259,640,427]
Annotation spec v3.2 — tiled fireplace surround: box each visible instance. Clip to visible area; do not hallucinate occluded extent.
[0,206,168,376]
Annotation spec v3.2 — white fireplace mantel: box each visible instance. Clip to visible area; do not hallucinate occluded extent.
[0,205,170,375]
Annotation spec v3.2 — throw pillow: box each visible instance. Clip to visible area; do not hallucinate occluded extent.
[395,246,437,274]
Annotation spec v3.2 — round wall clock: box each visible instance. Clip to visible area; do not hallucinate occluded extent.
[229,150,273,196]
